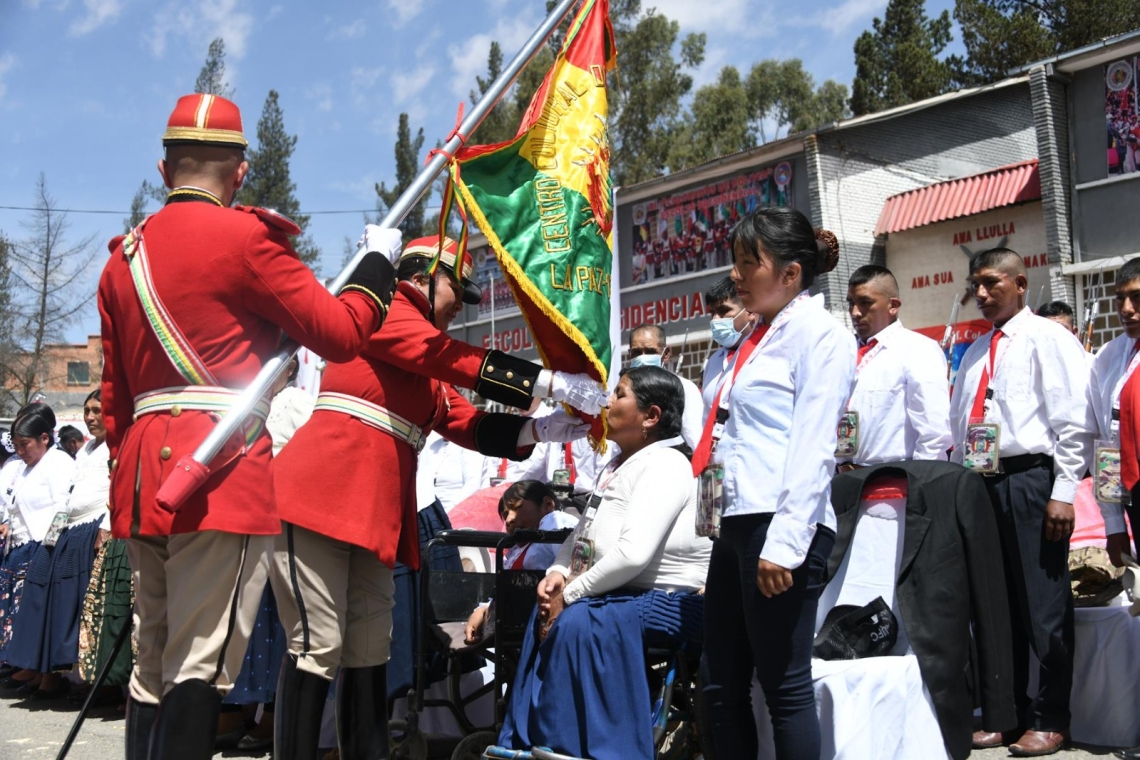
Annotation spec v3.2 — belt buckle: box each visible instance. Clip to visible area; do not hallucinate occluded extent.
[408,427,427,453]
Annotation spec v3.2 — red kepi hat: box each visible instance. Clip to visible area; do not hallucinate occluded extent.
[399,236,483,305]
[162,94,249,148]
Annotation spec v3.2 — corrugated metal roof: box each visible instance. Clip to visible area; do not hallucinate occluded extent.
[875,159,1041,236]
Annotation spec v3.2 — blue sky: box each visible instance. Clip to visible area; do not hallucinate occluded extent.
[0,0,959,342]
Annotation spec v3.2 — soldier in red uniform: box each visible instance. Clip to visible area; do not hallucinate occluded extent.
[98,94,401,760]
[268,234,606,760]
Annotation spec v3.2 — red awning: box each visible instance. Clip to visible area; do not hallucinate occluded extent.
[875,159,1041,236]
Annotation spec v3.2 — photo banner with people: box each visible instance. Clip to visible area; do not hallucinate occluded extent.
[1106,56,1140,175]
[451,0,617,446]
[628,162,794,285]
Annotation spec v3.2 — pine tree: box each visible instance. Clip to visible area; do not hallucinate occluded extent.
[124,183,150,233]
[954,0,1140,84]
[236,91,320,269]
[195,38,234,98]
[851,0,955,116]
[375,113,427,244]
[469,42,519,145]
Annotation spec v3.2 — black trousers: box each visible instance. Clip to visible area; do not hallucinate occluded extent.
[983,462,1074,732]
[701,513,835,760]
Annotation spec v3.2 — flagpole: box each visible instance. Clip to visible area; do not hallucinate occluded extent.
[156,0,582,512]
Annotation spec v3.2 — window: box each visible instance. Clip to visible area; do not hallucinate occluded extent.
[67,361,90,385]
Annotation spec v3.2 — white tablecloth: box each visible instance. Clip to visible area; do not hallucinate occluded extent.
[1071,598,1140,747]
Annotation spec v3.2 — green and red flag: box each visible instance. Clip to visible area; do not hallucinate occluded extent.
[450,0,617,446]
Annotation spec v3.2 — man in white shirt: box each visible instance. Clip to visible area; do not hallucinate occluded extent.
[628,324,703,448]
[951,249,1092,757]
[840,265,952,467]
[1037,301,1078,336]
[701,277,757,422]
[1090,260,1140,760]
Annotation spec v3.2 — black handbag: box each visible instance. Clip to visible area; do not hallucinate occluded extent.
[813,596,898,660]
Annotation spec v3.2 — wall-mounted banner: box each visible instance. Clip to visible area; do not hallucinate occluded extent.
[628,163,794,285]
[1106,56,1140,176]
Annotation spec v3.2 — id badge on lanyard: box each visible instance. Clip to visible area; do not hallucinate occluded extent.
[697,409,729,538]
[568,495,599,577]
[835,339,883,458]
[1095,435,1125,504]
[570,466,612,579]
[1100,347,1140,504]
[965,417,1001,474]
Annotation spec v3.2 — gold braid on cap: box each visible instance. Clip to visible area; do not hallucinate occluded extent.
[814,228,840,274]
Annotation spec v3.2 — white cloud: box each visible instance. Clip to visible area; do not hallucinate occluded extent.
[151,0,255,58]
[350,66,384,106]
[390,66,435,105]
[447,13,540,98]
[811,0,887,35]
[386,0,425,29]
[0,53,15,105]
[306,83,333,111]
[69,0,124,36]
[641,0,752,29]
[332,18,367,39]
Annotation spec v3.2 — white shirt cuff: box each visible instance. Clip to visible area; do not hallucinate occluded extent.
[1049,478,1077,504]
[563,579,584,605]
[1099,502,1128,536]
[758,513,817,571]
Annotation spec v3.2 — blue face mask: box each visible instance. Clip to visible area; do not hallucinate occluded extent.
[629,353,664,369]
[710,317,744,348]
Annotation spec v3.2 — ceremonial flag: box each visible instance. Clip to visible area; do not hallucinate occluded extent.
[450,0,616,445]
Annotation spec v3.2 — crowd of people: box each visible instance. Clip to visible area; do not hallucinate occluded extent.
[5,90,1140,760]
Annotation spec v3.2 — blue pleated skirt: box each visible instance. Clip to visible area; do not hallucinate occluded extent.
[499,589,704,760]
[224,583,288,705]
[8,519,101,671]
[0,540,40,661]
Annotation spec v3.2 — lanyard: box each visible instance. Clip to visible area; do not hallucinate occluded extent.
[586,435,684,511]
[1111,341,1140,434]
[715,291,812,419]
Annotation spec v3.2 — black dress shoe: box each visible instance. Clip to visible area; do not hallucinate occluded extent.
[1115,746,1140,760]
[14,679,43,698]
[0,664,17,679]
[32,680,71,701]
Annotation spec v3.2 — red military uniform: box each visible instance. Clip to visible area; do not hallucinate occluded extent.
[273,280,537,569]
[100,93,398,760]
[99,201,382,538]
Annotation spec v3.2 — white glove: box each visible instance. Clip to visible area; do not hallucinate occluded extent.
[537,370,608,417]
[532,409,590,444]
[357,225,404,265]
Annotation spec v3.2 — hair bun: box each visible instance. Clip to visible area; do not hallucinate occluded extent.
[814,228,839,274]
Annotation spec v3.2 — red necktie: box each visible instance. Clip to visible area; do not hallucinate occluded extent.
[563,442,577,484]
[969,329,1004,421]
[857,338,878,366]
[691,324,770,475]
[1119,340,1140,490]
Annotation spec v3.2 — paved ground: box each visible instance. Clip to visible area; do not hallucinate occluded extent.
[0,691,1119,759]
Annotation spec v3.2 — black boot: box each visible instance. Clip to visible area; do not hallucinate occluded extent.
[336,664,389,760]
[148,679,221,760]
[274,654,329,760]
[125,698,159,760]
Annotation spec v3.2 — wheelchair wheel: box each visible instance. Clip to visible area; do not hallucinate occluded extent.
[450,730,499,760]
[389,719,429,760]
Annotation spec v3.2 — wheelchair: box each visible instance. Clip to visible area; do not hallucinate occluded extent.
[389,527,572,760]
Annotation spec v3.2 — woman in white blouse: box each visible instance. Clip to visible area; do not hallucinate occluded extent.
[698,208,855,760]
[496,366,711,760]
[0,404,77,696]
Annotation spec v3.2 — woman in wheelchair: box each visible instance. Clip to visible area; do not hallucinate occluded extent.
[496,366,712,760]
